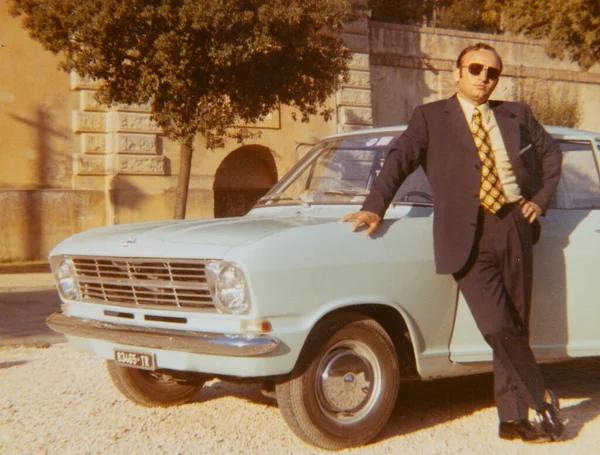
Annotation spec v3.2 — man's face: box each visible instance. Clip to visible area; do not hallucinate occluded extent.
[453,49,502,106]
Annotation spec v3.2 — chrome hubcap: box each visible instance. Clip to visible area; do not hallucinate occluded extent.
[316,341,381,423]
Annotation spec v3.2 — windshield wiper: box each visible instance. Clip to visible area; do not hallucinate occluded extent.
[259,194,311,207]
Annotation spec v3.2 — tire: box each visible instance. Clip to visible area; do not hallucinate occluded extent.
[106,361,206,407]
[276,313,400,450]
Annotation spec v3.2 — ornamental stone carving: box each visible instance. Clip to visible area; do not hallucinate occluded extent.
[116,113,162,134]
[117,134,158,155]
[80,91,108,112]
[117,155,165,175]
[81,134,107,154]
[73,112,107,133]
[75,155,108,175]
[115,101,152,112]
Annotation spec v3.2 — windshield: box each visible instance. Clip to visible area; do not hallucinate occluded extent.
[258,132,433,207]
[257,132,432,207]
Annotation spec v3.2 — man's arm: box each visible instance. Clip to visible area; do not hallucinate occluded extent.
[526,104,563,214]
[340,107,429,234]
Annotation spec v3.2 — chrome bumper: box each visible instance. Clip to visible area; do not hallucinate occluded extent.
[46,312,280,357]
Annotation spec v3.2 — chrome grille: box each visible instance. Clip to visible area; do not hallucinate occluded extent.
[71,257,214,311]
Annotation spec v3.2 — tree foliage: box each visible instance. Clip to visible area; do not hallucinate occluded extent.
[11,0,353,147]
[11,0,354,217]
[503,0,600,70]
[369,0,600,70]
[437,0,500,33]
[369,0,431,24]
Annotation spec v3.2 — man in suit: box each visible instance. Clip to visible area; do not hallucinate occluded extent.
[341,42,565,443]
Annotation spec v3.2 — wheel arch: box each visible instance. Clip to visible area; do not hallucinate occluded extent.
[291,304,420,381]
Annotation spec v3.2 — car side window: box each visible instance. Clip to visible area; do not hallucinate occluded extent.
[392,166,434,205]
[550,140,600,210]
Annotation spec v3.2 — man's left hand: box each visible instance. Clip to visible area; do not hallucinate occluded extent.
[520,200,542,223]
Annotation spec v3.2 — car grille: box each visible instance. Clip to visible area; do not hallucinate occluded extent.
[70,257,215,312]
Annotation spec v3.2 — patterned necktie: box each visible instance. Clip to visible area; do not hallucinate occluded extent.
[470,108,505,213]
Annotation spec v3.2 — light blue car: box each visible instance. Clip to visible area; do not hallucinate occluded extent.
[47,125,600,449]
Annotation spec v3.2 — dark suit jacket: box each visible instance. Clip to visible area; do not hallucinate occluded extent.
[362,94,563,274]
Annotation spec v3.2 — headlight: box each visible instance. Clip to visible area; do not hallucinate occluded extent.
[206,262,250,314]
[55,258,80,300]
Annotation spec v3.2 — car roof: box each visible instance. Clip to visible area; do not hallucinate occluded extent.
[325,125,600,143]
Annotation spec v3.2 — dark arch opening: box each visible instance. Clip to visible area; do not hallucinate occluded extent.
[213,145,278,218]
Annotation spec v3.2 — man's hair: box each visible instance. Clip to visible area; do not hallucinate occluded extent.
[456,42,503,71]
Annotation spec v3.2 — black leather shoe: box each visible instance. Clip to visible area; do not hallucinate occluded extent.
[544,388,560,409]
[536,402,566,441]
[499,420,553,443]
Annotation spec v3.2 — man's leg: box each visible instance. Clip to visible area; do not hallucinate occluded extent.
[454,208,545,422]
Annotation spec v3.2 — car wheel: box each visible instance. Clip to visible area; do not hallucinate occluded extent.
[275,313,399,450]
[106,361,206,407]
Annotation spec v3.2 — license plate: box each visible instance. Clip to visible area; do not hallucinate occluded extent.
[114,349,156,370]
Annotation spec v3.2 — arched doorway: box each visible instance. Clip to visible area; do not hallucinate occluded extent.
[213,145,278,218]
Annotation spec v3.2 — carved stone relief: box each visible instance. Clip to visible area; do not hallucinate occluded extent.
[80,91,108,112]
[115,113,162,134]
[75,155,109,175]
[73,112,107,134]
[81,134,107,154]
[116,134,158,155]
[72,72,165,176]
[117,155,165,175]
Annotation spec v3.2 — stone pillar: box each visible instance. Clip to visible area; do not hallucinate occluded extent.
[70,73,166,184]
[336,7,373,133]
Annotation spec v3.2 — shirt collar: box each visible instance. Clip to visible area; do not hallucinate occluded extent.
[456,93,491,123]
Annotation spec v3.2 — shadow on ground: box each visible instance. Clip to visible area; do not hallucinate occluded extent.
[181,357,600,445]
[0,290,64,346]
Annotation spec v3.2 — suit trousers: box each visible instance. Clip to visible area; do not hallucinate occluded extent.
[453,205,546,422]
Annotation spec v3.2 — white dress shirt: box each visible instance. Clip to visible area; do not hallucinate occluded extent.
[457,94,523,203]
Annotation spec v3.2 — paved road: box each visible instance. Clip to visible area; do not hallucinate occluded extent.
[0,290,65,346]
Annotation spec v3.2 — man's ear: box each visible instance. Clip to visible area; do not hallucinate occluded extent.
[453,67,461,83]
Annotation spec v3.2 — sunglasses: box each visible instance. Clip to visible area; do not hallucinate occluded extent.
[463,63,501,80]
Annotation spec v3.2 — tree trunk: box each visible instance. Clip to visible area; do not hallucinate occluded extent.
[173,141,193,220]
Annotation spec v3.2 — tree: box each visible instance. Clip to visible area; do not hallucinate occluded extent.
[369,0,428,24]
[437,0,500,32]
[369,0,454,26]
[11,0,353,218]
[501,0,600,70]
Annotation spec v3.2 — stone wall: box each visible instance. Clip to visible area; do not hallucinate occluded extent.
[369,22,600,131]
[0,190,105,263]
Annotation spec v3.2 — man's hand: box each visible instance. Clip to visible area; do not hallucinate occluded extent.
[340,210,382,236]
[520,199,542,223]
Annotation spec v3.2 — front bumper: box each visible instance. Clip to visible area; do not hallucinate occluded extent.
[46,312,280,357]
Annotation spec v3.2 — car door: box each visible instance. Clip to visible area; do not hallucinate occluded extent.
[449,136,600,363]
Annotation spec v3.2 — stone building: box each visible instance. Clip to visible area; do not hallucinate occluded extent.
[1,4,599,265]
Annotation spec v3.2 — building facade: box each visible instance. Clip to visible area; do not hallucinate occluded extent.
[1,4,599,265]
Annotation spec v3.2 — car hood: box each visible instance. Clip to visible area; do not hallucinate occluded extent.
[51,215,330,259]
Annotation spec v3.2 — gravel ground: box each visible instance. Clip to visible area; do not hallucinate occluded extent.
[1,343,599,455]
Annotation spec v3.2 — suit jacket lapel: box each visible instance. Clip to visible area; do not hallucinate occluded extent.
[444,95,478,156]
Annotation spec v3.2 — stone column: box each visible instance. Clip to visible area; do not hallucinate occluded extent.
[336,7,373,133]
